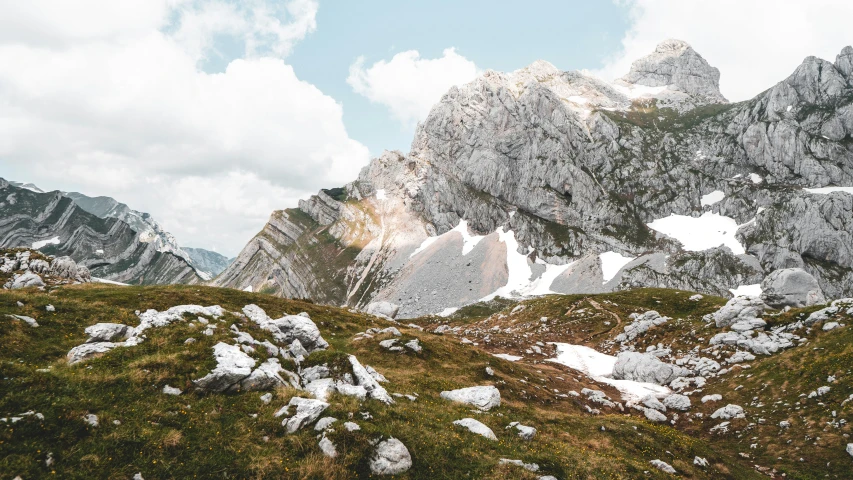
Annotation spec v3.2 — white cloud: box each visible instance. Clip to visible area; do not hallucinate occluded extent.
[347,48,479,126]
[599,0,853,101]
[0,0,369,256]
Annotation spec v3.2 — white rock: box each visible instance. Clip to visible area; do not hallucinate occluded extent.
[369,438,412,475]
[453,418,497,440]
[662,394,691,411]
[83,414,99,427]
[260,393,273,404]
[701,394,722,403]
[314,417,337,431]
[510,423,536,440]
[45,304,55,312]
[280,397,329,433]
[7,314,38,328]
[349,355,394,404]
[761,268,826,308]
[366,301,400,319]
[67,342,121,365]
[846,443,853,458]
[344,421,361,431]
[85,323,130,343]
[711,404,745,420]
[713,296,767,328]
[11,271,45,289]
[499,458,540,472]
[694,456,708,467]
[193,343,256,392]
[404,338,422,353]
[649,459,676,474]
[644,408,668,422]
[318,436,337,458]
[162,385,182,396]
[612,351,690,385]
[440,386,500,411]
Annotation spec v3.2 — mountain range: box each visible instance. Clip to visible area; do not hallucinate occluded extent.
[213,39,853,318]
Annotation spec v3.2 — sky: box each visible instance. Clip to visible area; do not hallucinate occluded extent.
[0,0,851,257]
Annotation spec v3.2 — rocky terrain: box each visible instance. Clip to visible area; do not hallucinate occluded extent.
[2,275,852,478]
[217,40,853,319]
[0,182,202,285]
[183,248,233,279]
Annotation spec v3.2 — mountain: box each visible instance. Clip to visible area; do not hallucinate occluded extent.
[184,247,233,278]
[0,179,201,284]
[217,40,853,318]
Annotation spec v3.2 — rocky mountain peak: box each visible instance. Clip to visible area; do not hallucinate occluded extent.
[621,39,726,103]
[835,45,853,78]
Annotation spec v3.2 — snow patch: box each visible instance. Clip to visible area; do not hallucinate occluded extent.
[480,228,532,301]
[375,189,387,200]
[647,212,745,255]
[493,353,522,362]
[804,186,853,195]
[32,236,60,249]
[520,261,574,296]
[730,284,762,297]
[547,343,669,401]
[92,277,129,286]
[243,285,253,292]
[600,251,635,284]
[700,190,725,206]
[452,220,485,255]
[611,82,669,100]
[438,307,459,317]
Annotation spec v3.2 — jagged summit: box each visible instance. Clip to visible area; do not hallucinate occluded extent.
[620,38,726,103]
[836,45,853,77]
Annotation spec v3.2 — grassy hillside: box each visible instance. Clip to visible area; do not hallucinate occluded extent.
[0,284,778,479]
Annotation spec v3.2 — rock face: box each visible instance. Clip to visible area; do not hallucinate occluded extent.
[0,181,202,285]
[760,268,826,308]
[440,386,501,411]
[621,38,726,104]
[369,438,412,475]
[612,352,691,385]
[217,41,853,314]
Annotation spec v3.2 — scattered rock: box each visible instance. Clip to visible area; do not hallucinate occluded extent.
[83,414,99,427]
[440,386,501,411]
[694,456,708,467]
[278,397,329,433]
[85,323,130,343]
[162,385,182,396]
[7,314,38,328]
[499,458,539,472]
[649,459,676,474]
[314,417,337,431]
[344,421,361,431]
[701,394,722,403]
[67,342,121,365]
[318,436,337,458]
[366,301,400,319]
[453,418,497,440]
[711,404,745,420]
[662,394,691,411]
[369,438,412,475]
[612,352,690,385]
[45,304,55,312]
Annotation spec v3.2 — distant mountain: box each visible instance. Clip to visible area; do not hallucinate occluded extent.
[184,247,233,278]
[217,40,853,317]
[0,179,201,285]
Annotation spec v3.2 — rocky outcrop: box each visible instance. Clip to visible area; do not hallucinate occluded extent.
[760,268,826,308]
[612,352,691,385]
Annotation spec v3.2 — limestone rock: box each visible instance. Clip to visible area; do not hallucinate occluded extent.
[279,397,329,433]
[193,343,256,392]
[612,352,690,385]
[649,459,676,474]
[318,436,337,458]
[711,404,746,420]
[11,271,44,289]
[453,418,497,440]
[366,301,400,319]
[369,438,412,475]
[67,342,121,365]
[349,355,394,404]
[662,394,691,411]
[760,268,826,308]
[713,296,767,328]
[84,323,131,343]
[440,385,501,411]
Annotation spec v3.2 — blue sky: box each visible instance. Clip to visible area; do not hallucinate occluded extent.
[205,0,631,157]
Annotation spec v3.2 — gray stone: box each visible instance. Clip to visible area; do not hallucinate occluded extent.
[440,385,500,411]
[349,355,394,404]
[612,352,691,385]
[650,459,676,474]
[318,436,337,458]
[67,342,121,365]
[453,418,497,440]
[710,404,745,420]
[713,297,767,328]
[193,343,256,392]
[279,397,329,433]
[369,438,412,475]
[162,385,182,396]
[11,271,44,289]
[662,394,691,411]
[7,314,38,328]
[366,301,400,319]
[85,323,130,343]
[761,268,826,308]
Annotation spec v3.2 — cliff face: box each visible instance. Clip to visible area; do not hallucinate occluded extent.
[219,40,853,317]
[0,180,201,285]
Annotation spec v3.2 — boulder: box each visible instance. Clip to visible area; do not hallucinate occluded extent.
[193,343,256,392]
[713,296,767,328]
[453,418,497,440]
[11,271,44,289]
[279,397,329,433]
[366,301,400,319]
[662,394,691,411]
[84,323,131,343]
[67,342,121,365]
[440,385,501,411]
[760,268,826,308]
[369,438,412,475]
[162,385,182,396]
[314,417,337,431]
[318,436,337,458]
[649,459,676,474]
[349,355,394,404]
[710,404,745,420]
[7,314,38,327]
[612,352,690,385]
[644,408,667,422]
[238,358,290,391]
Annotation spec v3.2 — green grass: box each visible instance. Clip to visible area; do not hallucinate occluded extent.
[0,284,770,479]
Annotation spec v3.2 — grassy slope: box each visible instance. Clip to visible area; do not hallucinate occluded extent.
[0,285,764,479]
[422,289,853,479]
